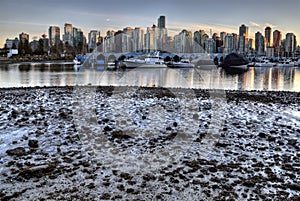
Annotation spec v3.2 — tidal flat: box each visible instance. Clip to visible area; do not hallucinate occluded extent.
[0,86,299,200]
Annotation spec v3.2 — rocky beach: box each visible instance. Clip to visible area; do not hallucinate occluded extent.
[0,86,299,200]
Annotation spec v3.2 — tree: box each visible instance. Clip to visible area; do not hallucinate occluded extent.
[34,39,44,55]
[12,43,17,49]
[65,42,76,57]
[24,40,32,55]
[18,41,24,56]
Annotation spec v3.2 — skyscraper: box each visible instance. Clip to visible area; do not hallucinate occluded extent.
[48,26,60,47]
[273,30,282,56]
[238,24,249,54]
[88,30,100,51]
[285,33,297,57]
[265,26,272,47]
[63,23,73,46]
[157,16,166,28]
[273,30,282,48]
[224,33,235,54]
[255,31,265,56]
[193,31,203,52]
[133,27,144,51]
[144,26,157,52]
[174,29,193,53]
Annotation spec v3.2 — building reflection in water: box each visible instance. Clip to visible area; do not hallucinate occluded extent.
[0,62,299,92]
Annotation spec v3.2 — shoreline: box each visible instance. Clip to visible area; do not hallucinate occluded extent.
[0,58,73,65]
[0,85,299,103]
[0,85,299,200]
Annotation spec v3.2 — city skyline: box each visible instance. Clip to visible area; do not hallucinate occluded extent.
[1,0,299,48]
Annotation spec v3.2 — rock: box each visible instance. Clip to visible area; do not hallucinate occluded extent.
[18,163,57,179]
[103,126,112,132]
[215,142,230,148]
[6,147,27,156]
[100,193,111,200]
[28,139,39,148]
[111,130,131,139]
[258,132,266,138]
[143,173,156,181]
[287,139,297,146]
[287,184,300,191]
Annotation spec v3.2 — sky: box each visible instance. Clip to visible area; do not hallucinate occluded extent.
[0,0,300,47]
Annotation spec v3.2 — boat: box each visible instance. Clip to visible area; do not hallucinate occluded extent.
[73,55,84,65]
[277,59,295,67]
[191,55,217,69]
[167,59,194,68]
[194,59,217,69]
[254,59,276,67]
[107,61,118,70]
[123,51,167,68]
[219,53,249,71]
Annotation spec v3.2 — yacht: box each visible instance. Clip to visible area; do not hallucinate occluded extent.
[277,59,295,67]
[123,51,167,68]
[255,59,276,67]
[167,59,194,68]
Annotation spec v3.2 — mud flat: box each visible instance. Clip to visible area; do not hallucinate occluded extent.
[0,86,299,200]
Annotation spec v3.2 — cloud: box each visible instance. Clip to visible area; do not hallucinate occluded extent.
[265,23,277,29]
[249,21,260,27]
[0,20,46,27]
[167,21,237,36]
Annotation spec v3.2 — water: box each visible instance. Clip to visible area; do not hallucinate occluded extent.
[0,61,299,92]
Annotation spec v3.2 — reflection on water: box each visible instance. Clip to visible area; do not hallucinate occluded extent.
[0,62,299,92]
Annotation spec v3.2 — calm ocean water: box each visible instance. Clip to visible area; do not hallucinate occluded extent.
[0,62,299,92]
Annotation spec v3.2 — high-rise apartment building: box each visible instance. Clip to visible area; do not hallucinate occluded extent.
[48,26,60,47]
[273,30,282,56]
[144,25,157,52]
[255,31,265,56]
[285,33,297,57]
[133,27,144,51]
[224,34,235,54]
[157,16,166,29]
[205,38,216,53]
[122,27,134,52]
[193,31,204,53]
[273,30,282,48]
[63,23,73,46]
[238,24,249,54]
[174,29,193,53]
[88,30,100,51]
[265,26,272,47]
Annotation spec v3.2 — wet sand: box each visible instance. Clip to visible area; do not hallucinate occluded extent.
[0,86,299,200]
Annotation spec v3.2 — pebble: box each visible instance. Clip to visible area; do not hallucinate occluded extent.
[0,86,299,200]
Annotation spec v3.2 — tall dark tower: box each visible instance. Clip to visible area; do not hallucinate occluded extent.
[158,16,166,28]
[238,24,249,54]
[265,26,272,47]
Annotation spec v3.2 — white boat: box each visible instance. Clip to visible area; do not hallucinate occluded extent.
[226,64,249,70]
[123,51,167,68]
[194,59,217,69]
[167,59,194,68]
[255,60,276,67]
[73,55,84,65]
[107,61,117,70]
[277,60,295,67]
